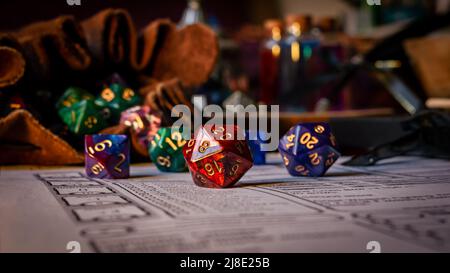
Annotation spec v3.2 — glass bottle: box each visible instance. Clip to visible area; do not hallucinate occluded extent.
[279,14,320,110]
[259,19,283,105]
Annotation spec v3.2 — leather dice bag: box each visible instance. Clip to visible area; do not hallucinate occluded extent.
[0,8,218,165]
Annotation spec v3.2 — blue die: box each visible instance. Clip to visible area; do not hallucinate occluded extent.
[278,123,340,177]
[246,130,268,165]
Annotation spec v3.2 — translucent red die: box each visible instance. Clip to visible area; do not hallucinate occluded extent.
[183,125,253,188]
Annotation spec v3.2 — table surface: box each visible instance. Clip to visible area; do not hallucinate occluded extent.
[1,154,449,253]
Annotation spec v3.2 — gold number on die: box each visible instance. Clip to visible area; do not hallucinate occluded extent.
[314,125,325,134]
[114,153,126,173]
[300,133,319,149]
[309,153,321,166]
[199,141,210,153]
[88,140,112,157]
[101,88,115,102]
[157,156,172,168]
[91,162,105,175]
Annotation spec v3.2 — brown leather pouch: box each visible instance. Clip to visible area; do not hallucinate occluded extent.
[81,9,176,72]
[0,110,83,165]
[81,9,137,70]
[0,9,219,166]
[82,9,218,87]
[152,23,218,87]
[14,16,91,82]
[0,34,26,89]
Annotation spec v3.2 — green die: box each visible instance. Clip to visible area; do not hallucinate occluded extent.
[56,87,95,110]
[58,100,108,135]
[149,128,188,173]
[95,83,141,122]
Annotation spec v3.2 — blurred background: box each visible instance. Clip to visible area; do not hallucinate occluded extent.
[1,0,450,158]
[1,0,449,112]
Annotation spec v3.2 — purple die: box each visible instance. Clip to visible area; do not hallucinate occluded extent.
[120,106,161,151]
[85,135,130,179]
[278,123,340,177]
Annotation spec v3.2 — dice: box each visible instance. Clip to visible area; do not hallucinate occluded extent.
[246,130,268,165]
[56,86,94,109]
[85,134,130,179]
[58,99,109,135]
[183,125,253,188]
[149,127,188,172]
[278,123,340,177]
[95,76,141,122]
[120,106,161,153]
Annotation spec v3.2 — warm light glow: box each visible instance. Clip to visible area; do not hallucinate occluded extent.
[291,41,300,62]
[272,27,281,41]
[10,103,21,109]
[272,44,281,57]
[290,23,301,37]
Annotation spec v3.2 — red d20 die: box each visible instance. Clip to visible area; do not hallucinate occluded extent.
[183,125,253,188]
